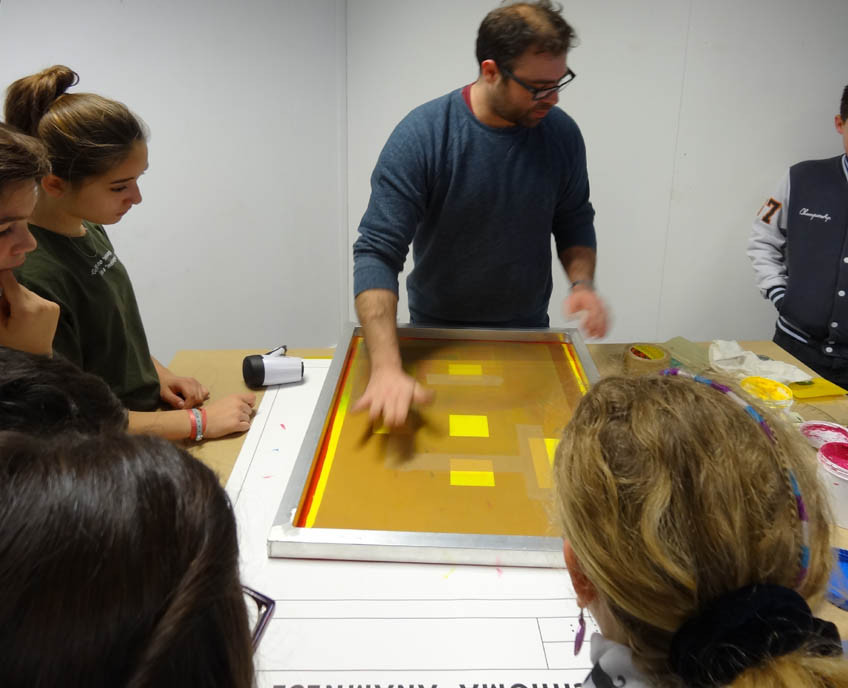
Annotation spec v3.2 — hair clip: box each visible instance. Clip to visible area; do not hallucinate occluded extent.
[661,368,775,441]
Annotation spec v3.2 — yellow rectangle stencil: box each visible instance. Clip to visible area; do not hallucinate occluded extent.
[529,438,560,489]
[448,363,483,376]
[449,457,495,487]
[450,471,495,487]
[449,414,489,437]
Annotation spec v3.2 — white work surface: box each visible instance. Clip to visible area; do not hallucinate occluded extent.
[227,359,596,688]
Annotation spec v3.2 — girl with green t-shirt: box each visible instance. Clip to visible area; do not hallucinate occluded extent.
[5,65,254,441]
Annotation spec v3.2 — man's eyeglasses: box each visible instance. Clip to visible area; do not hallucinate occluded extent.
[243,585,275,650]
[499,66,576,101]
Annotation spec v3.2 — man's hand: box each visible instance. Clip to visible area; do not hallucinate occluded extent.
[564,284,609,338]
[154,360,210,409]
[353,288,433,428]
[0,270,59,355]
[352,366,434,428]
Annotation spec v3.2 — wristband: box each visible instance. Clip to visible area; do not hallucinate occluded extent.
[200,407,208,438]
[570,278,594,291]
[189,408,203,441]
[187,408,197,439]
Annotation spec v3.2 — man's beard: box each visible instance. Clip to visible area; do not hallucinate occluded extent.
[490,90,552,128]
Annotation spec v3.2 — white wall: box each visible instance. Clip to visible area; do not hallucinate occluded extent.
[0,0,347,363]
[655,0,847,340]
[347,0,848,343]
[2,0,847,361]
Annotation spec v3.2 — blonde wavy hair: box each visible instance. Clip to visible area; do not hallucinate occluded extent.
[555,374,847,687]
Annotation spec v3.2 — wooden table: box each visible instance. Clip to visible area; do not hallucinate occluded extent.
[169,341,848,636]
[590,340,848,425]
[167,347,332,482]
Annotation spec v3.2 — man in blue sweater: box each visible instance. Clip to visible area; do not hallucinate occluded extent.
[352,1,607,426]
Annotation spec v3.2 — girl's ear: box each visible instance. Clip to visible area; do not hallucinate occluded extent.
[40,174,68,198]
[564,539,597,608]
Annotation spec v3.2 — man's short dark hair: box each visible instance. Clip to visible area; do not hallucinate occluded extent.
[841,84,848,121]
[476,1,576,72]
[0,346,127,434]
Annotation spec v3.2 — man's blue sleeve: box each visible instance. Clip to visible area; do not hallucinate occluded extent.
[552,122,596,255]
[352,115,430,297]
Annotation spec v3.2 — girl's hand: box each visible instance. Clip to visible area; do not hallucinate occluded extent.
[154,361,210,409]
[161,374,209,409]
[0,270,60,356]
[203,393,256,438]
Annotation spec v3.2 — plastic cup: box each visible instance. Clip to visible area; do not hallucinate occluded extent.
[818,441,848,528]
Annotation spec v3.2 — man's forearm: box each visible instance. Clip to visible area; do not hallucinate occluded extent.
[354,289,402,372]
[559,245,608,338]
[558,245,597,285]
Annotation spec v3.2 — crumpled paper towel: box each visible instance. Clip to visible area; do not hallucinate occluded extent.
[708,340,812,383]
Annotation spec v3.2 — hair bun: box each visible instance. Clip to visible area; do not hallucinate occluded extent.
[39,65,80,98]
[669,583,841,687]
[4,65,80,136]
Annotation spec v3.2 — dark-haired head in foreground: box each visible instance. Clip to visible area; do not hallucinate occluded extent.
[0,431,255,687]
[0,345,127,433]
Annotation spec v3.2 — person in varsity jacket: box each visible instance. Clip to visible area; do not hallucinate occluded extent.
[748,84,848,387]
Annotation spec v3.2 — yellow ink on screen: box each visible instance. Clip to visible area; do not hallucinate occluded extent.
[449,414,490,438]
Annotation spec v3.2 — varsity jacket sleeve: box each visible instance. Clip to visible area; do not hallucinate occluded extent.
[748,170,790,310]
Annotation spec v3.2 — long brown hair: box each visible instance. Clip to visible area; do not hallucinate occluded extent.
[555,375,847,687]
[4,65,146,183]
[0,122,50,195]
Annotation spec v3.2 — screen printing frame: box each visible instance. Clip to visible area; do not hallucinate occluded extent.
[268,323,600,567]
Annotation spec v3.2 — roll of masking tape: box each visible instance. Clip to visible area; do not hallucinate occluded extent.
[623,343,671,374]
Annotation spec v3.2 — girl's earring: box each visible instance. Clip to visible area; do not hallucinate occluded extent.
[574,606,586,655]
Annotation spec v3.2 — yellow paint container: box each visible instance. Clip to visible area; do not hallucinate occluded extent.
[740,376,794,409]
